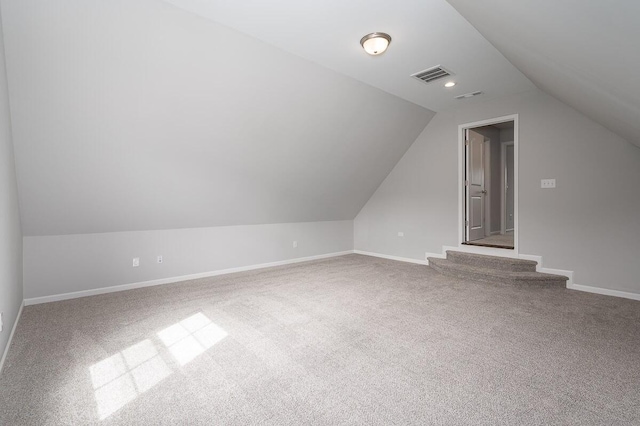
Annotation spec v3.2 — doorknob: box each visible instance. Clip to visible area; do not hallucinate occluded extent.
[481,190,487,194]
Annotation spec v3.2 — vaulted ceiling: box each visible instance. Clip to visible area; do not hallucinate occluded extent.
[162,0,536,111]
[1,0,635,236]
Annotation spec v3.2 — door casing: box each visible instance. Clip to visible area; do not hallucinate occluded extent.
[458,114,519,254]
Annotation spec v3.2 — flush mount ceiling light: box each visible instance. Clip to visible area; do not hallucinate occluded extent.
[360,32,392,56]
[444,81,456,88]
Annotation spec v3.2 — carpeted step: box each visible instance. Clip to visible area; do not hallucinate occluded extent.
[427,257,568,286]
[445,250,538,272]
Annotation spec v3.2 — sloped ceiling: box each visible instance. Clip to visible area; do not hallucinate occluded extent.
[7,0,628,237]
[162,0,536,112]
[0,0,433,236]
[446,0,640,148]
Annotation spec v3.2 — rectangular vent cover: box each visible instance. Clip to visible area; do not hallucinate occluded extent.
[411,65,454,84]
[455,91,484,100]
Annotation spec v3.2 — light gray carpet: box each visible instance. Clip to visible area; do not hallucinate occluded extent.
[1,254,639,425]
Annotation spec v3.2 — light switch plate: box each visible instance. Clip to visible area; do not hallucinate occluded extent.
[541,179,556,188]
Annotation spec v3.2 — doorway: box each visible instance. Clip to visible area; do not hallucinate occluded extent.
[459,116,517,251]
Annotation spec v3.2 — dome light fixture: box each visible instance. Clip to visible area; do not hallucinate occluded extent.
[444,81,456,88]
[360,32,392,56]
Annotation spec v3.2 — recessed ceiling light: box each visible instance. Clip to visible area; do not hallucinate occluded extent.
[360,32,392,56]
[444,81,456,88]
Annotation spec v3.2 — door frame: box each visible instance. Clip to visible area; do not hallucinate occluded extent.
[458,114,519,253]
[501,141,514,234]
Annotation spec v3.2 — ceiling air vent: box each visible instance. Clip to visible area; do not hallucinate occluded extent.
[411,65,454,84]
[455,91,484,100]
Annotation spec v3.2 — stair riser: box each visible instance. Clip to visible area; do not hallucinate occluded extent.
[430,264,566,287]
[446,252,537,272]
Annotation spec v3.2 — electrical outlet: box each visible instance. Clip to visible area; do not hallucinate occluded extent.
[398,232,404,237]
[133,257,140,267]
[157,255,163,264]
[293,241,298,248]
[541,179,556,189]
[0,312,3,332]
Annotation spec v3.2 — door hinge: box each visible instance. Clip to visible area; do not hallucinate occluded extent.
[465,141,470,146]
[465,180,469,186]
[465,220,469,226]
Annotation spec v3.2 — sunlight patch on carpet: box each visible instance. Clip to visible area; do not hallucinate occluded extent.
[89,339,171,420]
[157,312,228,366]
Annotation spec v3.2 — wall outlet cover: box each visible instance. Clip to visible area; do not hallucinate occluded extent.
[133,257,140,267]
[541,179,556,188]
[157,256,163,264]
[398,232,404,237]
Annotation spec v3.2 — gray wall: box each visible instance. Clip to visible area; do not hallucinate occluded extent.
[4,0,431,302]
[24,220,353,299]
[1,0,433,236]
[355,89,640,294]
[0,5,23,365]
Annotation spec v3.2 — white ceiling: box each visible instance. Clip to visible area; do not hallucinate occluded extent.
[162,0,536,112]
[446,0,640,148]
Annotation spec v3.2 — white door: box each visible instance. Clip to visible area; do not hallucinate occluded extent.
[466,129,486,241]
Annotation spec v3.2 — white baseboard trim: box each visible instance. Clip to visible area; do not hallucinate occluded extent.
[0,300,24,377]
[424,251,446,265]
[517,254,575,286]
[375,246,640,302]
[436,244,640,301]
[567,283,640,301]
[22,245,640,308]
[354,250,427,265]
[24,251,355,306]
